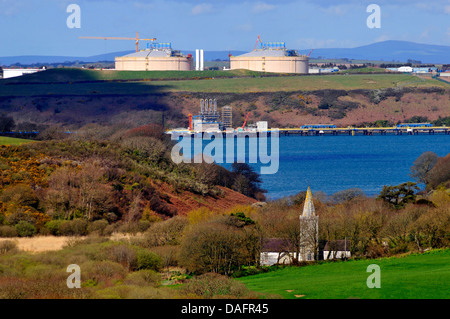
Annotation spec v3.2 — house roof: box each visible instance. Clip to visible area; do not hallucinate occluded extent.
[261,238,295,252]
[324,240,351,251]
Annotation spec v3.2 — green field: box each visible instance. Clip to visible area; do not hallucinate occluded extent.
[0,69,446,97]
[2,68,263,84]
[0,136,32,145]
[238,249,450,299]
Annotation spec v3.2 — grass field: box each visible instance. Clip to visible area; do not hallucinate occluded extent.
[2,68,263,84]
[238,249,450,299]
[0,72,446,97]
[0,136,32,145]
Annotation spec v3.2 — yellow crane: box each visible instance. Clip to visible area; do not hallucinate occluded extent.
[79,31,156,52]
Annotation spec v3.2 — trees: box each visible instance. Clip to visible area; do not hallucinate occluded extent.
[410,151,438,185]
[378,182,419,208]
[426,154,450,190]
[231,163,266,200]
[0,115,15,132]
[179,214,260,275]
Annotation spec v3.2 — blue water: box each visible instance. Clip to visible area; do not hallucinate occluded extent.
[216,134,449,200]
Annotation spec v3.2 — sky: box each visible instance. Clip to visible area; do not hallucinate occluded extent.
[0,0,449,57]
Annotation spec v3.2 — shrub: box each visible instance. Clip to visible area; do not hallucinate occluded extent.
[15,221,36,237]
[149,245,180,269]
[0,240,18,255]
[107,244,137,270]
[58,219,88,236]
[44,220,64,236]
[87,219,109,236]
[0,226,18,238]
[142,216,189,247]
[184,273,249,298]
[124,270,160,287]
[81,260,128,285]
[136,249,162,271]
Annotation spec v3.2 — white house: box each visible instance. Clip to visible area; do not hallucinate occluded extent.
[323,239,351,260]
[397,66,413,73]
[0,68,43,79]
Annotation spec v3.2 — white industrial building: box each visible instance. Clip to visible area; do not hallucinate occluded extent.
[115,43,194,71]
[0,68,43,79]
[230,42,309,74]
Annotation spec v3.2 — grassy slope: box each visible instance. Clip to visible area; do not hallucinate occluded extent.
[0,69,446,97]
[238,249,450,299]
[0,136,32,145]
[2,68,263,83]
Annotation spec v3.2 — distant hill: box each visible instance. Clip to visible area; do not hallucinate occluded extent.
[0,51,246,66]
[1,40,448,66]
[303,40,450,64]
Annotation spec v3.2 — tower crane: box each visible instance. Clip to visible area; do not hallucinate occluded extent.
[253,35,263,51]
[307,49,314,57]
[79,31,156,52]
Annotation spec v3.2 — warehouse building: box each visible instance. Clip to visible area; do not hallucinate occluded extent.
[230,42,309,74]
[115,43,194,71]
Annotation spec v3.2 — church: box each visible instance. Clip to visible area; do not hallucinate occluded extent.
[260,187,350,266]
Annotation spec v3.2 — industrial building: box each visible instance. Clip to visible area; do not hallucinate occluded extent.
[0,68,43,79]
[115,42,194,71]
[230,41,309,74]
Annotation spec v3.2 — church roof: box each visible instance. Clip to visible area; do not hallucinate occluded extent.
[301,186,316,217]
[324,240,351,251]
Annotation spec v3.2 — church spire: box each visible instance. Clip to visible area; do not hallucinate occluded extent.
[301,186,315,217]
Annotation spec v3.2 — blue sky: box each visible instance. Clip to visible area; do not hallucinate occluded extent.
[0,0,449,56]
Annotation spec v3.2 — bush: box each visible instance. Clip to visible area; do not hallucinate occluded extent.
[0,226,18,238]
[58,219,88,236]
[124,270,160,287]
[107,244,137,270]
[81,260,128,286]
[149,245,180,268]
[184,273,250,298]
[142,216,189,247]
[44,220,64,236]
[87,219,109,236]
[14,221,36,237]
[0,240,18,255]
[136,249,162,271]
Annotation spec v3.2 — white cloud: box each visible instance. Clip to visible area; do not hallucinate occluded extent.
[191,3,213,15]
[374,34,392,42]
[253,2,276,13]
[321,4,349,16]
[0,0,23,15]
[133,2,154,10]
[235,23,253,32]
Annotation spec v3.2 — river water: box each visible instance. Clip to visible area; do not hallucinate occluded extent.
[216,134,449,200]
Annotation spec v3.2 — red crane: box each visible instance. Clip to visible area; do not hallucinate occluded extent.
[307,49,314,57]
[242,112,251,129]
[253,35,263,51]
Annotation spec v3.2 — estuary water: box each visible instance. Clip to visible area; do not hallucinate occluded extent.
[216,134,449,200]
